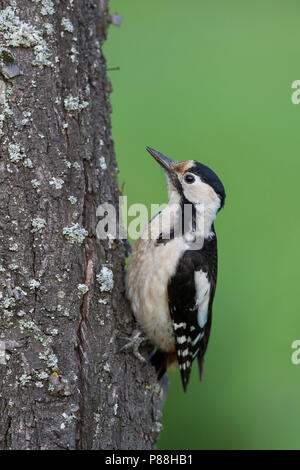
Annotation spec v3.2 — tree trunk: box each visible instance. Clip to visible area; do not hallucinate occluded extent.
[0,0,163,450]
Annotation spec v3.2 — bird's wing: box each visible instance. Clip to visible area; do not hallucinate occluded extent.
[167,235,218,391]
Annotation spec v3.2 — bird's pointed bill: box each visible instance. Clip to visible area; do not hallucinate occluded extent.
[146,147,178,174]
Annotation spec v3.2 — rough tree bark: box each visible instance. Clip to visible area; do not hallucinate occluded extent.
[0,0,163,450]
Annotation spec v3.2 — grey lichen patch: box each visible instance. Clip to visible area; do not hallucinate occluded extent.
[72,162,81,170]
[94,411,101,438]
[0,296,15,310]
[77,284,88,296]
[96,313,105,326]
[62,158,71,169]
[61,17,74,33]
[99,156,107,170]
[0,79,13,138]
[16,357,52,390]
[36,370,48,380]
[8,263,19,271]
[39,349,58,371]
[18,318,52,351]
[63,223,88,245]
[8,143,33,169]
[0,103,12,138]
[21,111,32,126]
[44,22,54,35]
[28,279,40,290]
[96,267,114,292]
[32,43,51,67]
[151,421,163,434]
[32,0,55,16]
[68,196,77,205]
[103,362,111,372]
[70,45,78,63]
[62,411,77,423]
[31,217,46,233]
[8,143,24,163]
[17,310,26,317]
[31,179,41,192]
[49,177,64,189]
[62,308,70,317]
[18,373,32,388]
[0,80,6,105]
[64,94,89,112]
[23,158,33,168]
[35,381,44,388]
[0,6,52,68]
[14,286,27,299]
[19,318,39,334]
[8,242,18,251]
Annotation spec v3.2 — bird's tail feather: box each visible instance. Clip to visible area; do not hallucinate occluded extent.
[197,354,205,381]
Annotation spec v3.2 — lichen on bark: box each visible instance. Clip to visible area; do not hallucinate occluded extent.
[0,0,163,450]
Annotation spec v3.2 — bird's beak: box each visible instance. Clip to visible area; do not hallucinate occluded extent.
[146,147,178,175]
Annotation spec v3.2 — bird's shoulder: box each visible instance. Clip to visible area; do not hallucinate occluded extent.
[172,232,218,284]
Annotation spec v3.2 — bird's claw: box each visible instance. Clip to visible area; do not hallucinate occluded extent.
[118,329,147,362]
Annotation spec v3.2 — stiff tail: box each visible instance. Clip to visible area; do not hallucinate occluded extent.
[197,354,205,381]
[149,349,168,380]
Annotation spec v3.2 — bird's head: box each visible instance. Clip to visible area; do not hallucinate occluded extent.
[146,147,226,212]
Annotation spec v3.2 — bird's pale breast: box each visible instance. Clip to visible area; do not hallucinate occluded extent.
[126,236,187,352]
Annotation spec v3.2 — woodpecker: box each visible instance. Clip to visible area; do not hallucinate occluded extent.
[125,147,226,392]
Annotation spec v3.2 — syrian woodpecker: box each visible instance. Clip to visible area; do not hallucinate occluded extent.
[125,147,226,392]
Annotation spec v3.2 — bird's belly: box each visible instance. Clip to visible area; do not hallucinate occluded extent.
[135,281,174,352]
[126,238,186,352]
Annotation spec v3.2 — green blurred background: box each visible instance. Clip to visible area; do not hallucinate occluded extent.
[104,0,300,449]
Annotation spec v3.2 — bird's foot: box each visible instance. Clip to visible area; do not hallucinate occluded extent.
[118,329,148,362]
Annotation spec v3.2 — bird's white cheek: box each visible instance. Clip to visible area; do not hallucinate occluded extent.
[182,184,199,204]
[183,183,219,206]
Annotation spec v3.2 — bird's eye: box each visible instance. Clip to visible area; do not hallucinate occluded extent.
[184,174,195,184]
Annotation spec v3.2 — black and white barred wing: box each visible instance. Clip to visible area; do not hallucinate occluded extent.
[168,247,216,391]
